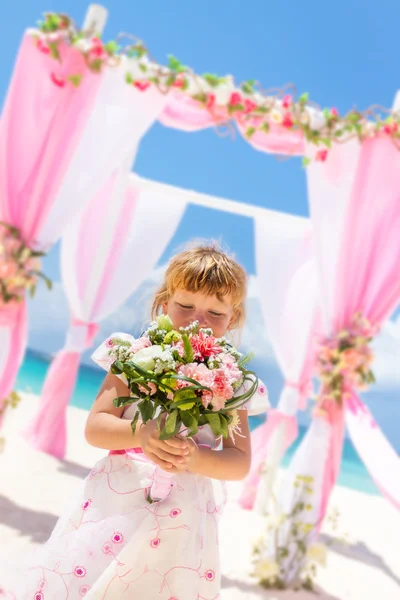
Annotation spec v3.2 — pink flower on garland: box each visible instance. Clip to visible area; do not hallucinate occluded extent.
[282,94,292,109]
[384,122,398,135]
[134,80,151,91]
[74,566,86,578]
[316,148,328,162]
[105,338,115,348]
[282,112,294,129]
[244,99,257,114]
[206,93,216,110]
[331,107,339,118]
[37,39,50,54]
[111,532,124,544]
[229,92,243,107]
[173,75,185,88]
[51,72,65,88]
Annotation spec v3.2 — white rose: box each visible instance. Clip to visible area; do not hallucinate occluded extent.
[132,345,163,371]
[307,542,327,566]
[270,109,283,125]
[305,107,326,130]
[254,559,280,580]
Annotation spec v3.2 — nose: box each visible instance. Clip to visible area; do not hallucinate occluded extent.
[195,313,208,328]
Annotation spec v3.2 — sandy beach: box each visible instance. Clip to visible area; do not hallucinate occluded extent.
[0,393,399,599]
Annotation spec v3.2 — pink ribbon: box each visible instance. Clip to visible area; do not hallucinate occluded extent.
[286,379,313,410]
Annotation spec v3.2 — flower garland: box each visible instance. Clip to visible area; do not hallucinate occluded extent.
[314,313,377,408]
[0,222,52,307]
[32,12,400,164]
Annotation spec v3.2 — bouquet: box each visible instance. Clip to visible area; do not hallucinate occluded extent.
[105,315,258,502]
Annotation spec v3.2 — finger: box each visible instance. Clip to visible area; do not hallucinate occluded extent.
[163,437,188,451]
[147,453,173,472]
[152,447,186,466]
[160,440,189,456]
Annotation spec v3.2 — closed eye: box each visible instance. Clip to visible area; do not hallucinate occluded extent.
[209,311,224,317]
[177,303,193,310]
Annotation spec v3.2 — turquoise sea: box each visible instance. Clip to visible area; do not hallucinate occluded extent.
[16,350,379,496]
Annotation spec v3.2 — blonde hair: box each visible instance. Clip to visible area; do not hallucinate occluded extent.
[152,242,247,331]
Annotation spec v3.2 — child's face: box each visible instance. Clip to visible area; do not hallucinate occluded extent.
[164,289,234,338]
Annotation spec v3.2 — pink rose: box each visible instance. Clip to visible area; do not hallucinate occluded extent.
[316,148,328,162]
[282,112,294,129]
[206,93,216,109]
[244,99,257,113]
[51,72,66,88]
[282,94,292,109]
[229,92,243,107]
[130,337,152,354]
[134,80,151,91]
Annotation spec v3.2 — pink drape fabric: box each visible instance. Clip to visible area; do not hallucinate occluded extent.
[0,303,27,428]
[239,410,298,510]
[25,321,99,458]
[0,33,101,416]
[239,215,317,511]
[304,136,400,520]
[159,91,306,155]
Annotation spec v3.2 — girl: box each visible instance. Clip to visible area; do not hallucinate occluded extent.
[9,244,269,599]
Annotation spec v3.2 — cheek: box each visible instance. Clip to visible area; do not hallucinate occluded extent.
[209,315,231,337]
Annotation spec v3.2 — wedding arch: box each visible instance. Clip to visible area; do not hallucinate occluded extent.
[1,4,400,588]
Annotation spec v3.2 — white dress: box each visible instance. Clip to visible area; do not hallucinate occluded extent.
[4,336,269,600]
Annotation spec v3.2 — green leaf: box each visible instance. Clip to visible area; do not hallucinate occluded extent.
[67,74,83,88]
[130,411,140,435]
[302,157,311,168]
[181,411,198,436]
[219,414,229,439]
[298,92,309,104]
[182,333,194,363]
[246,127,256,139]
[165,409,178,434]
[241,79,256,94]
[113,396,134,408]
[206,413,222,437]
[138,398,155,423]
[49,42,61,62]
[125,72,134,85]
[203,73,222,88]
[104,40,120,54]
[167,54,187,73]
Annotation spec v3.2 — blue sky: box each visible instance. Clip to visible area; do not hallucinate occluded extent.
[2,0,400,277]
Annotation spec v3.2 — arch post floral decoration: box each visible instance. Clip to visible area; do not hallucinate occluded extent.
[252,313,378,589]
[0,221,52,307]
[313,313,377,413]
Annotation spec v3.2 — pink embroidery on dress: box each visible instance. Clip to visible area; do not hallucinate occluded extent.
[204,569,215,581]
[34,593,44,600]
[170,508,181,518]
[102,542,113,555]
[150,537,161,548]
[111,532,124,544]
[81,499,92,511]
[74,566,86,578]
[79,584,90,596]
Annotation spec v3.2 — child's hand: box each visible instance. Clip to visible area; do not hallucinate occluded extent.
[139,420,189,472]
